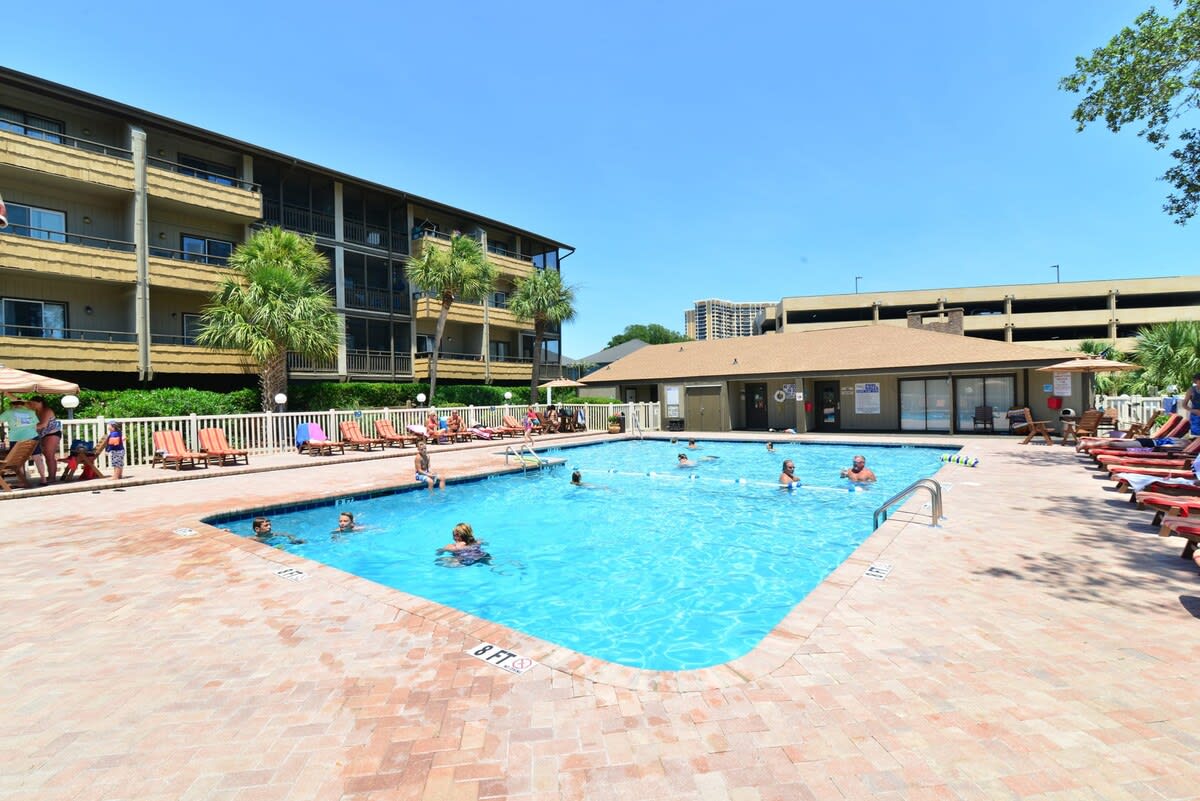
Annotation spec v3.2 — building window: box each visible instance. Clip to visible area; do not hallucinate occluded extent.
[2,202,66,242]
[491,292,508,308]
[0,106,65,143]
[2,298,67,338]
[177,153,237,187]
[182,313,203,345]
[181,234,233,265]
[416,334,436,353]
[954,376,1015,432]
[490,340,510,360]
[899,378,952,432]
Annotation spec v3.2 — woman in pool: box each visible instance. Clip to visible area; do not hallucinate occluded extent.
[336,512,362,532]
[437,522,490,566]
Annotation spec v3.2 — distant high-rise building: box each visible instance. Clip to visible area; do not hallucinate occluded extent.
[685,299,771,340]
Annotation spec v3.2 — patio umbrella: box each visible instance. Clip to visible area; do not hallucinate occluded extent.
[537,377,586,406]
[0,364,80,395]
[1037,356,1138,409]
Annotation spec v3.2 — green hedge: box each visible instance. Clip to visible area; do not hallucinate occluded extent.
[287,382,541,410]
[57,388,260,419]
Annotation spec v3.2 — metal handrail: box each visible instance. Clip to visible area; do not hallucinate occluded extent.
[873,478,943,529]
[504,443,544,472]
[1,225,135,252]
[0,121,133,159]
[147,156,260,193]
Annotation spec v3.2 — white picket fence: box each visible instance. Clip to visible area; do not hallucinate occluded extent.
[1094,395,1181,428]
[54,402,661,468]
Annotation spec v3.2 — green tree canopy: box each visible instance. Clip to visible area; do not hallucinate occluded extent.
[405,234,497,400]
[195,227,340,411]
[508,268,577,401]
[1060,0,1200,223]
[605,323,689,348]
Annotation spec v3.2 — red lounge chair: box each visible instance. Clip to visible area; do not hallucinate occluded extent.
[1108,464,1198,481]
[497,415,526,437]
[1157,514,1200,560]
[152,430,211,470]
[339,420,386,451]
[1077,413,1186,453]
[1137,492,1200,525]
[374,419,418,448]
[1097,438,1200,468]
[198,427,249,466]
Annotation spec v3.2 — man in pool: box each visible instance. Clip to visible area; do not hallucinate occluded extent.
[571,470,583,485]
[841,455,877,483]
[779,459,802,488]
[414,441,446,490]
[766,442,775,453]
[678,453,697,468]
[251,516,305,544]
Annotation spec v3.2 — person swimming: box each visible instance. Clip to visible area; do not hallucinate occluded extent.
[766,442,775,452]
[251,516,305,544]
[571,470,583,485]
[779,459,802,488]
[437,522,491,567]
[333,511,364,535]
[840,455,877,483]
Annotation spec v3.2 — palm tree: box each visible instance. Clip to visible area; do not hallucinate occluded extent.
[508,268,577,401]
[1132,320,1200,395]
[196,227,340,411]
[405,234,497,400]
[1078,339,1138,395]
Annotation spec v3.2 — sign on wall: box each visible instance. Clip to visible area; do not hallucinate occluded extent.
[665,385,681,419]
[855,382,881,414]
[1053,372,1072,397]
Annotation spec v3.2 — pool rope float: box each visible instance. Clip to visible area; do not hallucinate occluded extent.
[939,453,980,467]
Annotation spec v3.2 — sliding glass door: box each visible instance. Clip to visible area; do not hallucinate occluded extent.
[899,378,951,432]
[954,375,1015,432]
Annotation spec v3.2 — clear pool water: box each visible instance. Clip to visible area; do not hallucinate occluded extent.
[209,440,943,670]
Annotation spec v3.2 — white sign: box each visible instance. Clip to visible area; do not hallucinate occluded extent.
[467,642,538,675]
[782,383,796,400]
[854,383,881,414]
[274,567,309,582]
[1053,372,1072,397]
[864,562,892,580]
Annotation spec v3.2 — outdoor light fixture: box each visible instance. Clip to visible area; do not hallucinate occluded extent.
[61,394,79,420]
[417,393,427,404]
[273,392,287,413]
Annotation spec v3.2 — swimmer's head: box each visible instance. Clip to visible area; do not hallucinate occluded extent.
[338,512,355,530]
[453,522,476,545]
[571,470,582,484]
[252,517,271,534]
[678,453,688,461]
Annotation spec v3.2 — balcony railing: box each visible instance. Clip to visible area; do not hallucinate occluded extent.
[262,200,336,238]
[348,349,413,375]
[149,245,228,266]
[486,243,534,264]
[1,225,135,252]
[0,121,133,159]
[343,219,408,251]
[147,156,259,193]
[345,286,411,315]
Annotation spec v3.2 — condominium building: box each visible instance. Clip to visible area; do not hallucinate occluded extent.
[0,68,572,390]
[684,299,771,340]
[756,276,1200,351]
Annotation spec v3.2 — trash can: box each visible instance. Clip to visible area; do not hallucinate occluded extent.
[1163,397,1179,413]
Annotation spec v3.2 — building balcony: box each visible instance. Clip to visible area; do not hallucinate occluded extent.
[344,219,408,253]
[413,353,536,381]
[412,233,535,280]
[346,286,411,315]
[0,126,134,194]
[148,246,230,290]
[286,349,414,378]
[0,228,137,282]
[411,294,526,330]
[262,200,335,238]
[147,156,261,221]
[0,327,251,374]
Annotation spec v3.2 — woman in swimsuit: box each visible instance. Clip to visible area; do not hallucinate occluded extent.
[437,522,490,566]
[29,395,62,483]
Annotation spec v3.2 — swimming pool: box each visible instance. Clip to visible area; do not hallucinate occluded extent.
[208,440,944,670]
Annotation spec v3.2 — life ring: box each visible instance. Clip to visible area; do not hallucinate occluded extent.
[773,390,787,403]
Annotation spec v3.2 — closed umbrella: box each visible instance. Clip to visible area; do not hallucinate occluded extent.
[0,364,80,395]
[537,377,586,406]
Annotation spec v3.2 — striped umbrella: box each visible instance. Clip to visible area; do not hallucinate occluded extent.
[0,364,80,394]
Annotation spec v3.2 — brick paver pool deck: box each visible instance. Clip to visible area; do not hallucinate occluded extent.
[2,433,1198,800]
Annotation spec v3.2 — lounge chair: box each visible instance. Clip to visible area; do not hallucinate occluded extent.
[1060,409,1102,445]
[0,439,37,491]
[1013,408,1055,445]
[466,424,496,440]
[296,423,345,456]
[1077,413,1186,452]
[152,430,211,470]
[339,420,386,451]
[374,419,418,448]
[1108,463,1198,481]
[198,427,249,466]
[497,415,526,437]
[1096,437,1200,469]
[1135,491,1200,525]
[445,418,474,443]
[1157,513,1200,560]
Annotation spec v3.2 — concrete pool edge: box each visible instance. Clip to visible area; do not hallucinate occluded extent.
[176,436,964,692]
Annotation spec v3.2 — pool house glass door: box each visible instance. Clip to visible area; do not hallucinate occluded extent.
[899,378,952,432]
[954,375,1015,432]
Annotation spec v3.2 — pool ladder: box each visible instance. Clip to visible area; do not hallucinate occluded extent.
[505,444,546,473]
[873,478,944,529]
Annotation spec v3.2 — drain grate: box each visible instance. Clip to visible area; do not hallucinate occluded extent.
[173,527,197,538]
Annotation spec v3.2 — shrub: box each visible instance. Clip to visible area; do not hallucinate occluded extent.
[66,388,260,419]
[286,382,535,410]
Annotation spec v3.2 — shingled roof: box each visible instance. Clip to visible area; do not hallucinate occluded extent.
[579,325,1075,384]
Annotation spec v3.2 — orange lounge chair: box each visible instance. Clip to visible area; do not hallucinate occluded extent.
[1097,439,1200,469]
[339,420,386,451]
[1137,491,1200,525]
[374,419,418,448]
[495,416,525,438]
[198,427,249,466]
[0,439,37,491]
[1077,413,1186,452]
[152,430,211,470]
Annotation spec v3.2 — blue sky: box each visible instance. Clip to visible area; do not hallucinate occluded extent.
[4,1,1194,356]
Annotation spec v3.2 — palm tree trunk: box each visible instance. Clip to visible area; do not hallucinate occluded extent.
[430,295,452,400]
[529,320,544,402]
[260,350,288,412]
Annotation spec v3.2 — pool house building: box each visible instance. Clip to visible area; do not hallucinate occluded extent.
[582,308,1089,434]
[0,67,572,390]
